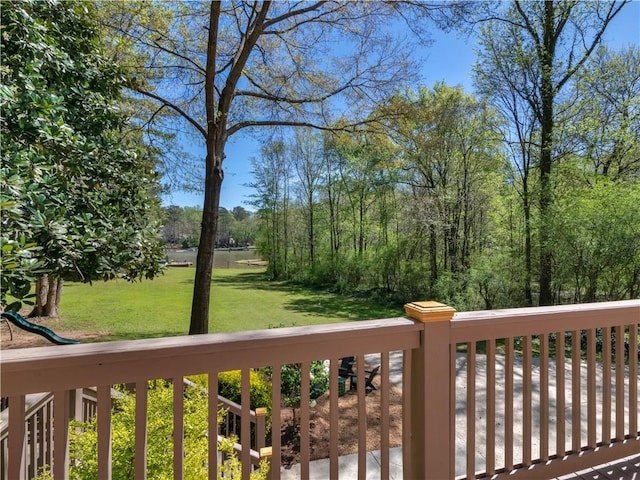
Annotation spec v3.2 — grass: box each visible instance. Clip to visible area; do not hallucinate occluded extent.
[56,267,403,342]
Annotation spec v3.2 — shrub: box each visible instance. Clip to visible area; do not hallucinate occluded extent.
[261,361,329,408]
[62,382,268,480]
[217,370,273,416]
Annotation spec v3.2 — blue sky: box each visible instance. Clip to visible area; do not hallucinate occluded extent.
[161,2,640,210]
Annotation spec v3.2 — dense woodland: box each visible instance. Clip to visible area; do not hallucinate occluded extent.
[247,50,640,310]
[2,1,638,328]
[168,54,640,312]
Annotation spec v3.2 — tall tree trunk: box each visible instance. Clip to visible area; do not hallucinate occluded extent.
[523,179,533,306]
[190,156,223,334]
[358,198,365,257]
[429,223,438,285]
[308,191,315,266]
[282,185,289,277]
[190,0,222,335]
[538,2,555,306]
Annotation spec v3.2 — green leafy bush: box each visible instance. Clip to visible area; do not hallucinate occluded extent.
[216,370,273,416]
[261,361,329,408]
[56,382,269,480]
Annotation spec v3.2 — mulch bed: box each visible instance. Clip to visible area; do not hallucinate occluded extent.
[279,379,404,466]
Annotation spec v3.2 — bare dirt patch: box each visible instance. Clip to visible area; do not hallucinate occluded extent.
[0,316,108,349]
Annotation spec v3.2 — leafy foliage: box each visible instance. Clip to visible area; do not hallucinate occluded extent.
[34,382,269,480]
[215,370,273,417]
[0,201,45,310]
[261,361,329,409]
[0,0,165,310]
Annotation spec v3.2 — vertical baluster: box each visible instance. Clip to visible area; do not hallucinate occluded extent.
[46,400,53,468]
[28,413,36,477]
[256,408,266,452]
[505,337,514,470]
[602,326,612,444]
[402,348,413,480]
[629,323,638,436]
[208,371,218,480]
[587,328,596,449]
[1,435,6,479]
[300,362,311,480]
[38,401,45,472]
[53,391,70,480]
[466,341,476,479]
[556,331,566,457]
[615,325,624,441]
[540,333,549,461]
[241,369,252,480]
[173,379,184,480]
[571,331,581,453]
[97,385,112,480]
[450,344,457,475]
[8,395,26,480]
[330,358,339,480]
[271,366,282,480]
[486,339,495,475]
[356,356,366,480]
[380,351,390,479]
[135,381,148,480]
[523,335,532,466]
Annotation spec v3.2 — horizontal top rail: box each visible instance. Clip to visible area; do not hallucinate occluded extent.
[1,317,421,396]
[450,299,640,343]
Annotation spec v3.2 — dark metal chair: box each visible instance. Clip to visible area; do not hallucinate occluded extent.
[350,365,380,393]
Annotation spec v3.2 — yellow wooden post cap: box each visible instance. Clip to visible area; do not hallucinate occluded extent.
[260,446,273,458]
[404,301,456,323]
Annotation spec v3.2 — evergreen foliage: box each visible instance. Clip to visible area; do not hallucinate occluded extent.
[0,0,165,311]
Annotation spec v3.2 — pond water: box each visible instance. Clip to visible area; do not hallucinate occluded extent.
[165,248,265,269]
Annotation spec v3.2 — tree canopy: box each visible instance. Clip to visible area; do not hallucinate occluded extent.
[472,0,629,305]
[0,0,165,314]
[101,0,469,333]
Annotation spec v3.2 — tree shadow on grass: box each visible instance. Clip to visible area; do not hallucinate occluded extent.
[97,331,194,342]
[284,296,401,321]
[213,271,403,321]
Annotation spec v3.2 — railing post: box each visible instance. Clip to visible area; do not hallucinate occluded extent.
[255,407,267,450]
[404,301,456,480]
[259,446,273,480]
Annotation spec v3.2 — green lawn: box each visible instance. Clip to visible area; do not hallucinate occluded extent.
[57,268,403,342]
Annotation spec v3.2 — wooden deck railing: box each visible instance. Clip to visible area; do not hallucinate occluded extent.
[1,300,638,479]
[440,300,640,479]
[0,387,101,478]
[0,382,267,478]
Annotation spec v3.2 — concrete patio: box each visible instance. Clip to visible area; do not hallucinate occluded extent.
[281,350,639,479]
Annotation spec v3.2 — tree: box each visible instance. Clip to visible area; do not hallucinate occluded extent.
[1,0,165,315]
[546,45,640,302]
[101,1,469,333]
[384,84,502,289]
[474,31,540,305]
[551,180,640,302]
[568,45,640,181]
[473,1,628,305]
[250,141,291,279]
[291,129,324,268]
